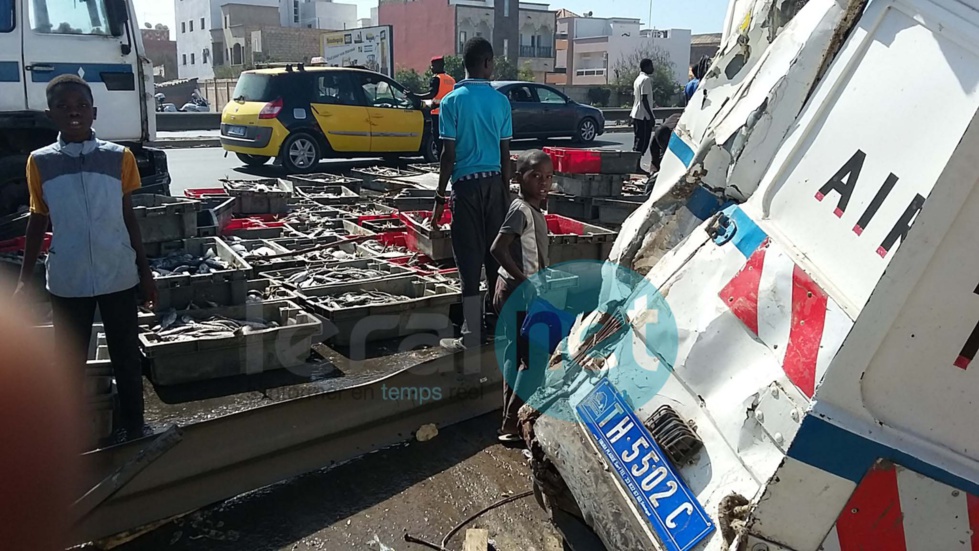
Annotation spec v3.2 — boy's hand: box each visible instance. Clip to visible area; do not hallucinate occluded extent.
[432,202,446,228]
[12,279,27,298]
[139,271,158,309]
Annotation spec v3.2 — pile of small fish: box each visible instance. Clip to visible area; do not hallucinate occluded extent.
[285,265,390,289]
[224,180,283,193]
[409,164,440,174]
[307,290,407,310]
[337,204,393,217]
[407,214,451,232]
[401,255,446,274]
[361,167,411,177]
[247,282,293,302]
[149,310,277,342]
[228,241,281,263]
[364,220,405,232]
[300,247,359,262]
[281,208,340,227]
[150,249,231,277]
[360,239,409,258]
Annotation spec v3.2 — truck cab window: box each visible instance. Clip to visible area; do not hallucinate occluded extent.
[29,0,111,35]
[0,0,14,32]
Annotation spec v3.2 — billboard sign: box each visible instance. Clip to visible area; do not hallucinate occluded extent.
[321,25,393,77]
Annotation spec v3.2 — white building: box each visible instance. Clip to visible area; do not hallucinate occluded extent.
[279,0,360,29]
[550,14,691,87]
[175,0,279,80]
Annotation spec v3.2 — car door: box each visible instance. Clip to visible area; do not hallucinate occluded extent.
[0,0,24,114]
[356,73,423,153]
[504,84,541,139]
[310,71,371,153]
[22,0,145,142]
[534,85,577,136]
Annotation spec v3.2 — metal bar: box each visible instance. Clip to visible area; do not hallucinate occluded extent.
[71,346,502,545]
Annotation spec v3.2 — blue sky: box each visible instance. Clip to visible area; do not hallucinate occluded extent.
[134,0,727,34]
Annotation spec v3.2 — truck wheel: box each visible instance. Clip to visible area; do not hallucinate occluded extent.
[0,155,30,217]
[280,133,321,174]
[236,153,271,167]
[421,135,440,163]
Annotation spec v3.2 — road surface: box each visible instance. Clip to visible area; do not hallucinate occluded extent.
[165,135,638,196]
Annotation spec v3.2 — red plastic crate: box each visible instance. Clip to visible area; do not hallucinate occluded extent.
[0,234,52,254]
[545,214,586,235]
[184,188,229,199]
[231,213,283,223]
[399,210,454,261]
[220,218,287,234]
[544,147,601,174]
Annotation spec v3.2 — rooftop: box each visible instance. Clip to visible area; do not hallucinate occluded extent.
[692,32,722,45]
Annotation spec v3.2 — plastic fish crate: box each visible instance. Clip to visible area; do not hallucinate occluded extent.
[131,194,201,244]
[196,196,236,237]
[356,231,413,259]
[553,172,624,197]
[272,258,415,293]
[386,254,456,276]
[351,167,424,191]
[358,214,406,234]
[407,163,440,174]
[544,147,640,175]
[184,188,228,199]
[221,217,287,239]
[222,178,293,215]
[260,234,364,271]
[140,300,322,385]
[545,214,617,264]
[333,203,397,221]
[383,189,436,212]
[300,185,361,206]
[88,390,116,442]
[432,268,579,309]
[593,195,646,226]
[547,193,599,221]
[150,237,252,299]
[288,173,363,194]
[297,276,460,346]
[400,210,454,261]
[225,238,292,274]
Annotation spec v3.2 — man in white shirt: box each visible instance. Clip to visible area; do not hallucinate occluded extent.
[629,58,656,174]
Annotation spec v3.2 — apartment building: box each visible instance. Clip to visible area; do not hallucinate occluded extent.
[379,0,556,81]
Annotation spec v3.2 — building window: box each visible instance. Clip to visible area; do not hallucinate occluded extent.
[503,0,509,17]
[181,22,185,33]
[225,15,229,28]
[189,20,193,32]
[458,31,467,53]
[182,54,187,65]
[190,53,195,65]
[503,38,509,59]
[200,17,205,30]
[293,0,300,23]
[203,48,209,64]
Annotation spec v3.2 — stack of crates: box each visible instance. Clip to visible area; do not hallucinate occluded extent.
[543,147,646,228]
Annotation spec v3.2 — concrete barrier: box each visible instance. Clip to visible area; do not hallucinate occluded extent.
[155,107,686,133]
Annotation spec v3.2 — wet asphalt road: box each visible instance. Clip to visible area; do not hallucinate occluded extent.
[164,134,636,197]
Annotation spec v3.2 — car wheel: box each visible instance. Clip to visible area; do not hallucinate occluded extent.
[280,133,321,173]
[574,118,598,143]
[421,135,440,163]
[236,153,271,167]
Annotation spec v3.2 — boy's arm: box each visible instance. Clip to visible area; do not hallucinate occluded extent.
[121,150,157,307]
[17,214,48,294]
[491,232,526,283]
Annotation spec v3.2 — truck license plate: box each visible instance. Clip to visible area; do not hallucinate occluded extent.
[227,125,247,137]
[576,378,714,551]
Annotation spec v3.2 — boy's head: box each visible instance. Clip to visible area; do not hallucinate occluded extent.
[463,37,494,80]
[640,58,654,75]
[515,150,553,202]
[46,75,96,143]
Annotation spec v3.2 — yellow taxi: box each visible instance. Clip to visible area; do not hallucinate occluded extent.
[220,66,438,173]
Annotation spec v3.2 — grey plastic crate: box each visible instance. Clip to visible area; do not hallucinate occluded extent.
[593,195,646,226]
[85,361,114,397]
[197,196,236,237]
[547,217,617,264]
[132,194,201,244]
[595,150,642,174]
[222,178,293,214]
[225,238,291,274]
[288,173,363,194]
[547,193,599,221]
[385,189,436,212]
[407,163,440,174]
[140,300,322,385]
[150,237,252,309]
[273,259,415,293]
[300,185,360,206]
[88,391,116,442]
[402,211,453,261]
[554,173,625,197]
[334,203,397,219]
[261,235,365,270]
[298,276,460,346]
[351,167,424,191]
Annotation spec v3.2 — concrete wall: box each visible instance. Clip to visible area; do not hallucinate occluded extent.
[379,0,457,73]
[302,2,358,30]
[494,0,519,62]
[456,5,494,55]
[175,0,214,79]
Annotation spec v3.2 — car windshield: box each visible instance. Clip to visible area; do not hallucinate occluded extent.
[232,74,276,102]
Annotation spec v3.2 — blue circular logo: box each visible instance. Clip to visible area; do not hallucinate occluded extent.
[493,260,678,423]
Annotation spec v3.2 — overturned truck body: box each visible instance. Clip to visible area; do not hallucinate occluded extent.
[528,0,979,549]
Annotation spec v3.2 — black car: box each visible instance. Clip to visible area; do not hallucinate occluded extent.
[492,82,606,143]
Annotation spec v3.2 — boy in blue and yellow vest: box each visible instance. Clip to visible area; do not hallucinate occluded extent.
[16,74,157,440]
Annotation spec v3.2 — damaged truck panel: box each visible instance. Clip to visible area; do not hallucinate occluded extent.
[531,0,979,549]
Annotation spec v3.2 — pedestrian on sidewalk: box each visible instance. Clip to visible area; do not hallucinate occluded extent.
[434,37,513,351]
[490,150,553,442]
[630,58,656,174]
[16,75,157,441]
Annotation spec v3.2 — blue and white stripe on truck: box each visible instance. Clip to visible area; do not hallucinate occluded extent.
[27,62,133,83]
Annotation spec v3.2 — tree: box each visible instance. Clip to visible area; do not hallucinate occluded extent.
[144,22,151,29]
[611,45,682,107]
[395,68,428,94]
[493,57,534,81]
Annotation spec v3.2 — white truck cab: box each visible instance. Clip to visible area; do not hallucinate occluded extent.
[530,0,979,549]
[0,0,168,218]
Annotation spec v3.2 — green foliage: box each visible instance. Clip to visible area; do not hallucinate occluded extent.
[395,68,428,94]
[492,57,535,81]
[611,46,682,107]
[586,87,612,107]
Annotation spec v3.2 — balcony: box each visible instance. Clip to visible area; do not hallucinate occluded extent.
[519,45,553,58]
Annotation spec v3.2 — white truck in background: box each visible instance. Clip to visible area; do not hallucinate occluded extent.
[528,0,979,549]
[0,0,169,220]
